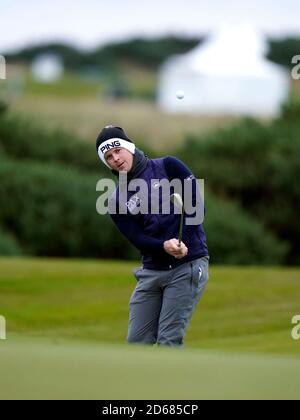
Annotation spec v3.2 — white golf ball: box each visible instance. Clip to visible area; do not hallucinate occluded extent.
[176,90,184,99]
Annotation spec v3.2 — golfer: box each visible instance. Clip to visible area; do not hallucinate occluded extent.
[96,125,209,347]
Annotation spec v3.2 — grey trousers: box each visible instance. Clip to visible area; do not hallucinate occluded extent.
[127,256,209,347]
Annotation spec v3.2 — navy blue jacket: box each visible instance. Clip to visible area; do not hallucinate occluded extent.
[109,156,208,270]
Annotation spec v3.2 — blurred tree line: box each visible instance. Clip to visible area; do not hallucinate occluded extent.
[267,38,300,68]
[4,36,201,71]
[0,100,299,265]
[5,35,300,71]
[4,36,299,102]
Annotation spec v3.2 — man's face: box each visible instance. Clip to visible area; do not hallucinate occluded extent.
[105,147,134,171]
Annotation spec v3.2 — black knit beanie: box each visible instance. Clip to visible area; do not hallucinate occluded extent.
[96,125,135,167]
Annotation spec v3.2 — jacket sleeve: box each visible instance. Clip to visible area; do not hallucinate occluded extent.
[163,155,205,223]
[109,212,165,254]
[163,155,198,205]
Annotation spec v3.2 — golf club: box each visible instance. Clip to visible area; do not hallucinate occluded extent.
[170,193,184,246]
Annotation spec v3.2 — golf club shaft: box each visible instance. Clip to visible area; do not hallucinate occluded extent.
[178,211,184,246]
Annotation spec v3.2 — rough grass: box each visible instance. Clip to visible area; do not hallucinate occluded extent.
[9,94,239,152]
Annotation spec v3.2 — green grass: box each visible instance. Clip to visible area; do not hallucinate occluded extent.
[1,257,299,399]
[1,337,300,400]
[23,74,102,98]
[0,257,299,355]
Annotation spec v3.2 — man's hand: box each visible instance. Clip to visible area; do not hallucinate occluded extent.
[163,238,188,259]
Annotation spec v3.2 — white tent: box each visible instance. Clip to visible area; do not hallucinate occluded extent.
[157,25,289,116]
[31,53,64,83]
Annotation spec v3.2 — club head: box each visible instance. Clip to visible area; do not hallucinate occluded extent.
[170,193,183,210]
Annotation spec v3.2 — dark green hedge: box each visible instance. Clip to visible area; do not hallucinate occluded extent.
[0,102,297,264]
[0,111,156,173]
[0,229,22,256]
[0,157,118,258]
[203,191,288,265]
[0,112,103,174]
[0,155,286,264]
[177,106,300,264]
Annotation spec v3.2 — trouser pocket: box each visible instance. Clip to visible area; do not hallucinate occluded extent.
[190,258,209,296]
[133,267,143,282]
[191,260,202,286]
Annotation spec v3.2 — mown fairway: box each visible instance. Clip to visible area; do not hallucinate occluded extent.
[0,257,299,399]
[1,337,300,400]
[0,257,299,353]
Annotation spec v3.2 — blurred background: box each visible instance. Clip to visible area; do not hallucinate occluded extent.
[1,0,300,265]
[0,0,299,399]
